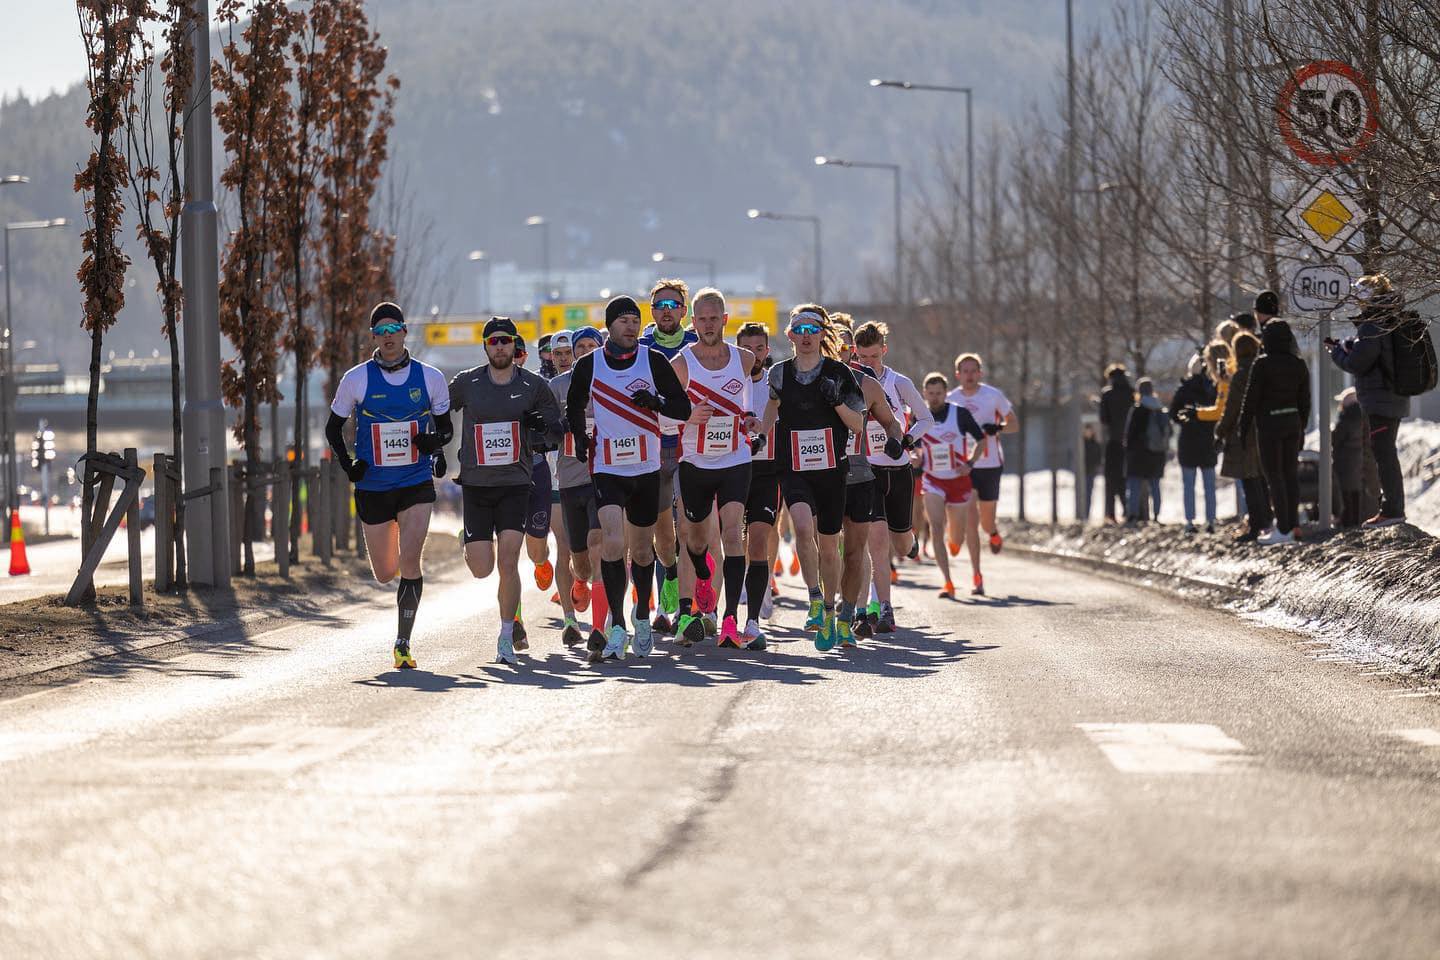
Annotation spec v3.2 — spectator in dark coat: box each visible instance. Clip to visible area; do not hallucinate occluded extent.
[1098,364,1134,522]
[1329,274,1411,527]
[1237,319,1311,545]
[1330,387,1366,528]
[1216,332,1272,541]
[1082,424,1103,520]
[1171,354,1219,533]
[1123,378,1169,523]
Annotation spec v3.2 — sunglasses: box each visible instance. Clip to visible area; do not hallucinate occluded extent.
[789,322,823,336]
[652,298,683,311]
[371,322,406,336]
[486,335,515,347]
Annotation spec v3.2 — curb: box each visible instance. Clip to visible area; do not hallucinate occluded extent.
[1003,541,1245,599]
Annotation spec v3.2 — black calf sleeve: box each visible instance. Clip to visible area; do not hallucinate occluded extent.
[397,576,423,642]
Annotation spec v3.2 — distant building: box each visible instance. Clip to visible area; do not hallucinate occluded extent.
[477,260,765,315]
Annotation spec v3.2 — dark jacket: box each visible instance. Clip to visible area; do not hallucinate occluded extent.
[1330,310,1411,420]
[1123,396,1168,479]
[1215,355,1261,480]
[1331,402,1366,492]
[1238,320,1312,438]
[1099,372,1134,446]
[1083,434,1103,477]
[1170,371,1218,468]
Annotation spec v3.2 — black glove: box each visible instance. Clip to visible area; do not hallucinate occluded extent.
[982,421,1002,436]
[1175,405,1196,424]
[415,432,446,455]
[630,389,664,412]
[819,377,841,408]
[901,433,920,451]
[431,449,448,479]
[572,431,588,463]
[522,408,548,432]
[750,433,767,455]
[343,458,369,483]
[883,435,904,460]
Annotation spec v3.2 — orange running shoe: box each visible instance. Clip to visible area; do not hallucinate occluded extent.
[550,591,560,604]
[939,580,956,599]
[571,579,590,612]
[988,531,1003,554]
[773,556,784,577]
[890,566,899,584]
[534,559,554,590]
[947,540,960,557]
[788,553,800,577]
[972,572,986,596]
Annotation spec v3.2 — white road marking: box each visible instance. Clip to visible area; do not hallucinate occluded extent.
[1390,728,1440,747]
[1078,723,1252,774]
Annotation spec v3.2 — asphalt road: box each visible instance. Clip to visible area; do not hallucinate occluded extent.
[3,549,1439,959]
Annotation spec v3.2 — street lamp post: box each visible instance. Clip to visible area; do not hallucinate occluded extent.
[747,209,823,301]
[815,156,903,313]
[3,217,67,530]
[870,80,975,302]
[652,251,716,287]
[467,250,490,313]
[525,216,551,302]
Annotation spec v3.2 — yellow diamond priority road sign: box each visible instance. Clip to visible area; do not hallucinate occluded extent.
[1285,178,1363,253]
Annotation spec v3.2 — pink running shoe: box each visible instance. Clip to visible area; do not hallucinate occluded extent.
[695,577,718,615]
[718,615,742,649]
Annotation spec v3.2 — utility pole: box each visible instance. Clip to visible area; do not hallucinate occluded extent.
[1221,0,1241,313]
[180,0,231,586]
[1066,0,1086,524]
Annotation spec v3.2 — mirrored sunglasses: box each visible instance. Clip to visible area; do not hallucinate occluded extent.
[371,322,406,336]
[789,322,823,336]
[652,298,683,311]
[486,335,515,347]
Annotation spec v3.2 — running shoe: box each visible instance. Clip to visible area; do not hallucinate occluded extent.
[393,639,416,670]
[586,629,606,663]
[836,617,855,648]
[989,530,1004,554]
[534,559,554,590]
[703,612,718,637]
[719,615,742,648]
[947,540,960,557]
[865,600,881,628]
[497,633,519,666]
[651,612,673,634]
[571,578,591,612]
[788,553,801,577]
[512,619,529,651]
[760,585,775,620]
[695,577,718,615]
[659,575,680,617]
[550,591,561,605]
[632,619,655,657]
[889,566,899,585]
[877,602,896,634]
[773,556,784,577]
[1363,512,1406,529]
[852,611,874,640]
[906,537,920,561]
[562,621,584,647]
[972,573,985,596]
[815,615,837,652]
[939,581,956,599]
[602,625,627,661]
[804,599,825,632]
[677,613,705,648]
[743,619,767,651]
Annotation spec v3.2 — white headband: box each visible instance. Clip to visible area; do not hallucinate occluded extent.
[790,310,825,327]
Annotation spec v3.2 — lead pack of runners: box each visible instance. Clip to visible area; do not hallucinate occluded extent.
[327,294,1019,668]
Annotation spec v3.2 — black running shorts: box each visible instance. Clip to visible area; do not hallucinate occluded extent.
[745,472,782,527]
[526,458,552,539]
[559,483,600,553]
[844,478,877,525]
[462,483,530,543]
[873,464,915,534]
[595,470,662,527]
[354,480,436,526]
[678,460,751,524]
[970,465,1003,502]
[781,465,848,537]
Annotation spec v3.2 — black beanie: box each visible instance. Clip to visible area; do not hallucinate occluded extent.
[369,301,405,328]
[605,295,641,328]
[1254,290,1280,316]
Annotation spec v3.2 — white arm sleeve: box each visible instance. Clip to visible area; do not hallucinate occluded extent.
[897,374,933,437]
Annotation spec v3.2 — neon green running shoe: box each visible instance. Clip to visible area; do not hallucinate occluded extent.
[659,575,679,617]
[804,599,825,633]
[836,617,855,648]
[815,615,837,651]
[676,612,705,648]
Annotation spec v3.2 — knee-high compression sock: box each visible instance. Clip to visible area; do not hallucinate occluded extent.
[396,576,423,642]
[722,555,746,620]
[630,560,655,620]
[591,576,609,631]
[688,548,711,582]
[601,559,627,630]
[745,560,769,624]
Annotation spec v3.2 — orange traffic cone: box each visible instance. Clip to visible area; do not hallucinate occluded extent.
[8,510,30,576]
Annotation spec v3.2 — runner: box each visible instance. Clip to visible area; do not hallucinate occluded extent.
[947,352,1018,593]
[449,316,564,665]
[832,317,905,645]
[735,322,779,649]
[552,327,611,650]
[542,330,585,647]
[327,302,451,670]
[853,321,931,633]
[637,279,698,633]
[918,372,987,597]
[670,288,759,649]
[567,296,692,662]
[759,304,866,650]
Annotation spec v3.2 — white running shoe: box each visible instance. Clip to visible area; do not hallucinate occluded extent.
[496,633,519,665]
[602,625,627,661]
[632,619,654,657]
[743,619,767,651]
[1257,528,1294,546]
[760,587,774,620]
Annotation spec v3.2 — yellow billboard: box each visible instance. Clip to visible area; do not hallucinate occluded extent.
[421,319,540,346]
[540,298,779,336]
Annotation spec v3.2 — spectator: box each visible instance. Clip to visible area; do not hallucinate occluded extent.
[1082,423,1102,520]
[1098,364,1134,523]
[1253,290,1280,327]
[1232,311,1258,337]
[1123,377,1169,523]
[1329,274,1410,527]
[1330,387,1366,528]
[1237,319,1311,545]
[1172,353,1219,534]
[1216,331,1272,541]
[1192,338,1241,521]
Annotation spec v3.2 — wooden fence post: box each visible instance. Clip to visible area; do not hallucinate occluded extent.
[274,458,290,580]
[126,448,143,606]
[153,452,172,593]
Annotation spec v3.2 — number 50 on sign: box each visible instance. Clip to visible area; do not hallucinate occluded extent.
[1277,61,1380,166]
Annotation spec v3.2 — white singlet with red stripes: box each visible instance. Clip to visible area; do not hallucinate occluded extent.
[919,404,974,480]
[677,343,753,470]
[590,345,663,477]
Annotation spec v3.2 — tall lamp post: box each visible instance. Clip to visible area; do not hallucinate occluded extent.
[815,156,903,313]
[870,79,975,302]
[747,209,823,301]
[652,251,716,287]
[467,249,490,313]
[525,215,551,302]
[3,217,68,530]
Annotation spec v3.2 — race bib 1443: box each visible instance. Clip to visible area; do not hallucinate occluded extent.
[372,420,419,467]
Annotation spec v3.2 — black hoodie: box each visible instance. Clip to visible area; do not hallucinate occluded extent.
[1099,371,1134,446]
[1237,320,1311,438]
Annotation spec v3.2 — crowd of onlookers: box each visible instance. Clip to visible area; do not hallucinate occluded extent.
[1087,277,1421,544]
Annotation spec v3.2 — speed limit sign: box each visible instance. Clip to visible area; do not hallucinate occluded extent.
[1277,61,1380,166]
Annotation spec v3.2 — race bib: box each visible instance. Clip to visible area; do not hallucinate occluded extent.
[867,420,891,457]
[371,420,419,467]
[790,428,835,472]
[927,443,955,473]
[601,434,649,466]
[684,416,741,456]
[563,418,595,458]
[847,423,868,457]
[475,420,520,466]
[752,424,776,462]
